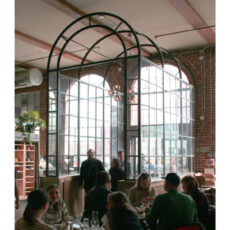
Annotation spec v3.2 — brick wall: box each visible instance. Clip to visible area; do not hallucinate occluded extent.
[173,47,216,173]
[15,46,216,173]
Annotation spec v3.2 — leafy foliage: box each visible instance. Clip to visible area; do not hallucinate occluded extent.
[15,110,46,134]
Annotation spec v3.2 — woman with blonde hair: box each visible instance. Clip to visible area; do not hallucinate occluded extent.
[128,172,156,207]
[181,175,209,229]
[102,191,142,230]
[42,184,69,229]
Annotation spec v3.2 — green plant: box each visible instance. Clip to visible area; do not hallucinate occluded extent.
[15,110,46,134]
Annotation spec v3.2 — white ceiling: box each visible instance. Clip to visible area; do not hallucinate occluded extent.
[15,0,215,71]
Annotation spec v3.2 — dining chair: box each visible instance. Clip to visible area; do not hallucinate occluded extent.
[174,223,203,230]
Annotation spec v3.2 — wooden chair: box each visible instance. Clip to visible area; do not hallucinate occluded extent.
[174,223,203,230]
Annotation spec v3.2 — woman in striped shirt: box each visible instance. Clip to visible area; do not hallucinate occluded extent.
[43,184,69,229]
[15,189,55,230]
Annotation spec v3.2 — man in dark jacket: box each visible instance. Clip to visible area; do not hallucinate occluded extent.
[83,171,111,225]
[79,149,105,193]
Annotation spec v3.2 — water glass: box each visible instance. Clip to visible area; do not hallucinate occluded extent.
[83,218,90,229]
[92,211,99,227]
[67,220,73,230]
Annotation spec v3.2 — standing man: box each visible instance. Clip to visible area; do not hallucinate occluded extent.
[146,173,198,230]
[117,150,131,178]
[79,149,105,193]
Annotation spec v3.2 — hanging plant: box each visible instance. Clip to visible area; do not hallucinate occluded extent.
[15,110,46,143]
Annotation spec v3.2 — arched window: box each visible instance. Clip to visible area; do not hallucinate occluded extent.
[129,64,195,177]
[58,73,117,174]
[164,64,189,83]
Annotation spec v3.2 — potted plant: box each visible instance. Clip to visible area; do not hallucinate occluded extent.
[15,110,46,143]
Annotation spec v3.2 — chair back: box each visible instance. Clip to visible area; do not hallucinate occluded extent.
[174,223,202,230]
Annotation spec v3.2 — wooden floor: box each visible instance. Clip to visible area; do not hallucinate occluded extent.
[15,199,27,222]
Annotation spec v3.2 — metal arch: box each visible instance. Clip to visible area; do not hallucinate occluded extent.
[174,57,197,87]
[102,30,164,87]
[159,47,182,79]
[47,12,142,179]
[76,28,129,80]
[47,12,142,73]
[131,31,164,67]
[103,43,163,87]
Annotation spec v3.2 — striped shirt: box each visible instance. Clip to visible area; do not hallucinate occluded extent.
[42,199,69,225]
[15,218,55,230]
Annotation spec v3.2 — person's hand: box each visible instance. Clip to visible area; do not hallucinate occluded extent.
[15,200,20,209]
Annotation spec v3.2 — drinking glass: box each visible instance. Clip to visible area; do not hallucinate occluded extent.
[83,218,89,229]
[92,211,99,227]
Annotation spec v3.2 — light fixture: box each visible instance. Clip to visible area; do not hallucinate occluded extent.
[128,88,133,94]
[114,94,120,102]
[99,15,104,19]
[129,94,135,104]
[108,89,114,96]
[113,84,120,91]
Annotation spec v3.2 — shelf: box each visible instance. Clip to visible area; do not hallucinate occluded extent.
[26,187,34,190]
[15,142,36,199]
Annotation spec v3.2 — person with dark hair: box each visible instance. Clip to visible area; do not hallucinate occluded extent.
[43,184,69,229]
[15,189,55,230]
[129,173,156,207]
[82,171,111,225]
[80,149,105,193]
[146,173,198,230]
[102,191,142,230]
[117,150,131,178]
[181,175,209,229]
[109,158,125,191]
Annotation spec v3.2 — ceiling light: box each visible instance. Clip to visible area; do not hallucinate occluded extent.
[113,84,120,91]
[128,88,133,94]
[108,89,114,96]
[114,95,120,102]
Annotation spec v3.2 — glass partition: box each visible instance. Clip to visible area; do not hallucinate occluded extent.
[47,57,195,178]
[47,64,124,176]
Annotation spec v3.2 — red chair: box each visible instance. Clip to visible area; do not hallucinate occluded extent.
[174,223,203,230]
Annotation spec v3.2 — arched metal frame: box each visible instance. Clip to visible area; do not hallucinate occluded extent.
[46,12,196,177]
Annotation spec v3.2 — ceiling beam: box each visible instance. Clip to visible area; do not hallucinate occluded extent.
[42,0,151,56]
[15,30,87,64]
[169,0,215,44]
[15,60,45,72]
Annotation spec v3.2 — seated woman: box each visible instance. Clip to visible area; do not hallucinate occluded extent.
[181,175,209,229]
[102,191,142,230]
[109,158,125,191]
[43,184,69,229]
[128,172,156,207]
[15,189,54,230]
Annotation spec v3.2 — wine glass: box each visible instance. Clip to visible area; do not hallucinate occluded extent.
[92,210,99,227]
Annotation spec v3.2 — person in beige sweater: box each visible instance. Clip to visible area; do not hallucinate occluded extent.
[128,173,156,207]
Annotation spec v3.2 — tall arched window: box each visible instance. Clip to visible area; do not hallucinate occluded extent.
[129,64,195,177]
